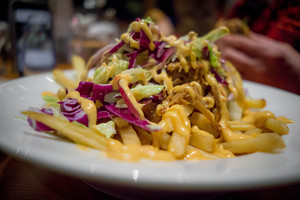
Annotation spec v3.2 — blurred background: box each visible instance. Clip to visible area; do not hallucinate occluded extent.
[0,0,299,92]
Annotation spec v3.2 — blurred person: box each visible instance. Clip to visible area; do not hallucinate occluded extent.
[144,8,175,36]
[215,0,300,94]
[216,32,300,94]
[173,0,221,36]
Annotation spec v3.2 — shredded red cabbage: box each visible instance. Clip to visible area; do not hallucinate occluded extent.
[74,81,113,101]
[210,67,228,85]
[126,51,139,69]
[91,84,113,101]
[97,110,115,120]
[118,82,143,119]
[202,46,210,60]
[139,30,151,49]
[58,98,89,127]
[75,81,94,98]
[107,40,125,55]
[104,104,160,131]
[27,107,54,131]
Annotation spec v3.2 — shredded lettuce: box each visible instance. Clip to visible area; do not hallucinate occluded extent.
[207,44,219,68]
[72,121,88,128]
[202,26,229,43]
[122,68,150,83]
[109,59,129,77]
[93,64,110,84]
[191,37,227,84]
[42,95,59,108]
[142,16,153,25]
[93,59,129,84]
[131,84,164,101]
[94,120,116,138]
[104,91,121,104]
[191,38,206,59]
[115,98,127,108]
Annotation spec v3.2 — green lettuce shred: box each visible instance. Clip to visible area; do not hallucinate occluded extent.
[202,26,230,43]
[142,16,153,25]
[131,84,164,101]
[42,95,59,108]
[93,59,129,84]
[93,64,110,84]
[94,120,116,138]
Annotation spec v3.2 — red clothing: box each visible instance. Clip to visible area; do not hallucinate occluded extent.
[228,0,300,51]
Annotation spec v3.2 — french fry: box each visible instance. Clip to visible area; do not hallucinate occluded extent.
[245,98,266,109]
[71,55,88,82]
[52,69,78,90]
[22,111,107,150]
[244,128,263,136]
[227,100,242,121]
[152,132,171,150]
[212,144,235,158]
[118,124,141,145]
[227,120,256,131]
[133,125,152,145]
[168,132,186,158]
[190,125,216,152]
[193,99,216,126]
[263,118,289,135]
[113,117,129,128]
[184,145,220,160]
[277,116,294,124]
[222,133,285,154]
[191,111,219,138]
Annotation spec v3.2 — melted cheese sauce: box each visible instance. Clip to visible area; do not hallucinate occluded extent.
[183,145,235,160]
[205,73,252,142]
[151,67,173,94]
[106,139,175,161]
[163,35,190,72]
[121,20,155,51]
[152,105,191,158]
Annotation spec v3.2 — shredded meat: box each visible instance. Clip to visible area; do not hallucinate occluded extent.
[157,82,203,115]
[142,102,161,123]
[166,61,209,87]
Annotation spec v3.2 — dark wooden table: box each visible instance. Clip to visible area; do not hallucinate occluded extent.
[1,151,299,200]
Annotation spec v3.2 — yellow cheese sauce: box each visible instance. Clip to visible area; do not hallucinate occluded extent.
[106,139,175,161]
[204,73,252,142]
[163,35,190,72]
[151,105,191,158]
[121,20,155,51]
[183,145,235,160]
[151,67,173,94]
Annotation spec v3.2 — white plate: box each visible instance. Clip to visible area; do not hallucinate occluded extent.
[1,71,300,199]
